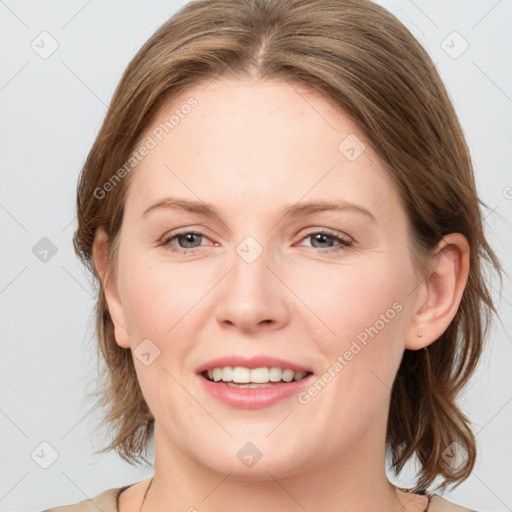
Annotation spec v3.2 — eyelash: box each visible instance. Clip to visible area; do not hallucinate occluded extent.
[159,228,353,254]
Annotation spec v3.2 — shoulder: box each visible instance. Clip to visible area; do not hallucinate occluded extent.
[40,486,126,512]
[428,493,479,512]
[393,484,477,512]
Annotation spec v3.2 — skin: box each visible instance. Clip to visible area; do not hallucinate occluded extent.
[93,77,470,512]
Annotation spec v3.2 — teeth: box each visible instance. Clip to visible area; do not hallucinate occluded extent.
[250,367,269,383]
[222,366,233,381]
[204,366,310,384]
[282,369,294,382]
[232,366,250,383]
[226,382,273,388]
[269,367,282,382]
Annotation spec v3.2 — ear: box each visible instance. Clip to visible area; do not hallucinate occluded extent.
[405,233,470,350]
[92,227,130,349]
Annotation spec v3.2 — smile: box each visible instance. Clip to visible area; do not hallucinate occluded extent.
[202,366,311,387]
[197,365,315,409]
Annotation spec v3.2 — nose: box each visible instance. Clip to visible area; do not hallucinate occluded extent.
[214,239,290,334]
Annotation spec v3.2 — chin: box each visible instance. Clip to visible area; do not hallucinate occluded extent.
[190,437,310,482]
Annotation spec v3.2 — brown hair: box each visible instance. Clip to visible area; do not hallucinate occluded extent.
[73,0,502,493]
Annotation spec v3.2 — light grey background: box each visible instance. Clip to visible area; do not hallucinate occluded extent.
[1,1,511,511]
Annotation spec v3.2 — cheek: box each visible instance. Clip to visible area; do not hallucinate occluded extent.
[116,253,211,420]
[119,252,211,340]
[307,263,405,334]
[298,260,409,379]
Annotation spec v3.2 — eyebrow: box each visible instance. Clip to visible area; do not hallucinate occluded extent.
[142,197,376,222]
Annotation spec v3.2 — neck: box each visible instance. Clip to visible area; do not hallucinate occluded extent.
[140,421,427,512]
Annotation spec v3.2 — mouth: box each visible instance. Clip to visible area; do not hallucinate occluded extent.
[196,356,315,408]
[200,366,313,388]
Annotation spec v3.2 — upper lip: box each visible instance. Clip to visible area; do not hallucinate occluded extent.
[196,355,313,374]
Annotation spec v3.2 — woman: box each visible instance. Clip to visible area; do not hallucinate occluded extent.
[43,0,501,510]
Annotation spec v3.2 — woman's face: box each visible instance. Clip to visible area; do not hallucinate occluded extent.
[105,78,425,479]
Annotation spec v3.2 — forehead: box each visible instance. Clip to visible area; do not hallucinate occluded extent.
[124,77,402,227]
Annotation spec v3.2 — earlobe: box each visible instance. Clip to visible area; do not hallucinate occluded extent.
[405,233,470,350]
[92,227,130,349]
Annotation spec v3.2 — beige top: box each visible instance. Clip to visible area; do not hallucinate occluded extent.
[41,479,478,512]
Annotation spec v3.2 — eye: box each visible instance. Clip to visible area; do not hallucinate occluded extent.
[297,229,352,252]
[159,228,353,254]
[160,230,212,253]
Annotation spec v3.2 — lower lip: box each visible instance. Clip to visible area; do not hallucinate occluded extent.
[197,374,314,409]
